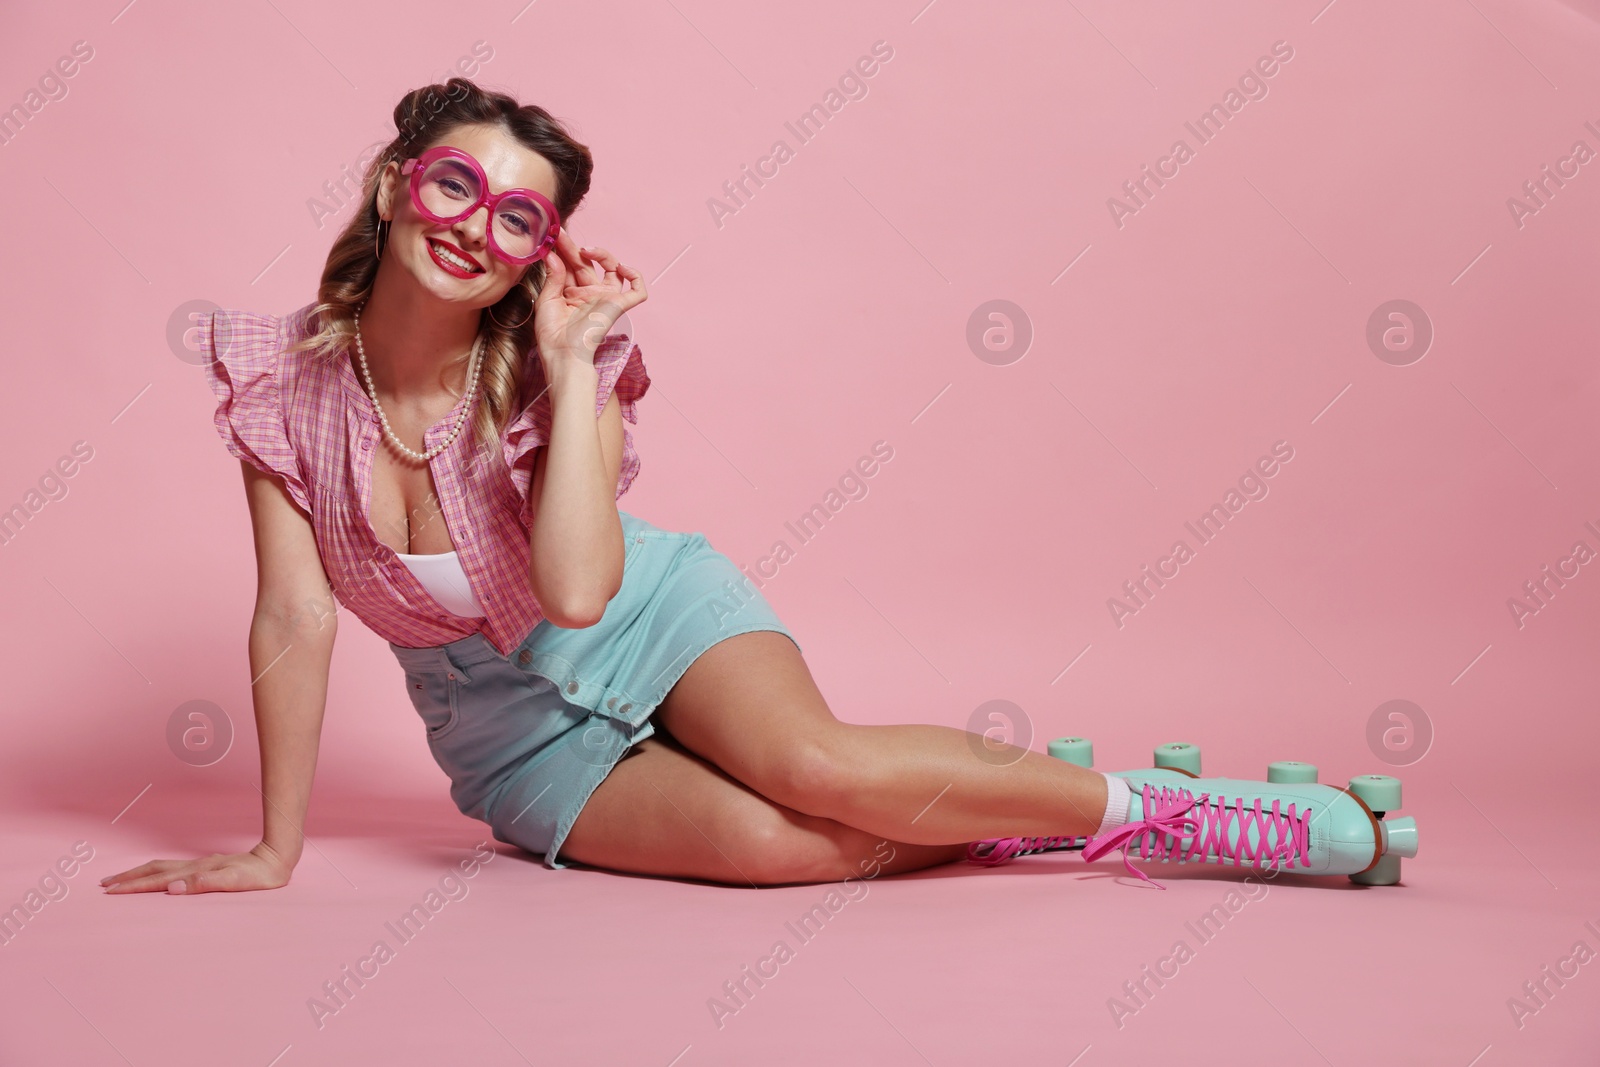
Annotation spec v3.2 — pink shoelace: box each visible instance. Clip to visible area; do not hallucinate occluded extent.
[1082,783,1314,889]
[967,783,1315,889]
[966,835,1089,866]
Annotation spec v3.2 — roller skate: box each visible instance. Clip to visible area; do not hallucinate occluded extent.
[967,739,1418,888]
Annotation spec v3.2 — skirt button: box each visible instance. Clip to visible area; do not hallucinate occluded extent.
[607,696,618,709]
[618,703,632,714]
[517,649,532,666]
[566,680,580,695]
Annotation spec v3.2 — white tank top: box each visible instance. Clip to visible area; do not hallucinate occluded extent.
[394,549,487,619]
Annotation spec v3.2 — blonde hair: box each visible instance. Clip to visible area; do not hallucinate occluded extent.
[285,77,594,467]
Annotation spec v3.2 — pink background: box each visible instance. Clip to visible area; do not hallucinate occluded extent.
[2,0,1597,1063]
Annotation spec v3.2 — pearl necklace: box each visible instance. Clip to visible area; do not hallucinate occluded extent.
[353,302,485,463]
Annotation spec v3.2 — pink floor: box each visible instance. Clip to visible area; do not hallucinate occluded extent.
[8,657,1599,1065]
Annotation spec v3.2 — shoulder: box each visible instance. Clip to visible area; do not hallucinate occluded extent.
[196,306,284,364]
[198,300,356,441]
[275,301,330,385]
[199,301,331,397]
[197,307,284,405]
[280,300,322,348]
[196,303,321,513]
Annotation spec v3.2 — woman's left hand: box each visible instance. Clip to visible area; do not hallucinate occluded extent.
[532,228,648,367]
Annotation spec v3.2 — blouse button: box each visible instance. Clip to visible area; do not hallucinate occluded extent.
[361,439,372,451]
[517,649,532,666]
[565,681,580,695]
[618,703,632,714]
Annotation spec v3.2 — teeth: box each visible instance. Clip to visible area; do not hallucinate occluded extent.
[429,239,480,272]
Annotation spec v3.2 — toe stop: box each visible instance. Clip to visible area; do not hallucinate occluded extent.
[1381,816,1418,859]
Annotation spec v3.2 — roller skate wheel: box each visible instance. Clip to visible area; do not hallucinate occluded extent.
[1267,760,1318,784]
[1348,774,1402,813]
[1153,742,1201,775]
[1046,737,1094,767]
[1350,854,1402,886]
[1381,816,1418,859]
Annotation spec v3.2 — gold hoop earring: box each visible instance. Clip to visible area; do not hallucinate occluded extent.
[374,218,391,261]
[487,299,533,329]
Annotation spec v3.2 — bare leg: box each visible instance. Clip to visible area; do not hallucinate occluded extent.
[558,732,969,886]
[654,632,1109,846]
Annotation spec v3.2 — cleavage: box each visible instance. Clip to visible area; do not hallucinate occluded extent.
[370,445,456,555]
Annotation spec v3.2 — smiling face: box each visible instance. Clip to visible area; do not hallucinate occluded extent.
[375,122,560,309]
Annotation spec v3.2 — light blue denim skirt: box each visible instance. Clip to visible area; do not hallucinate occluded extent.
[388,510,801,870]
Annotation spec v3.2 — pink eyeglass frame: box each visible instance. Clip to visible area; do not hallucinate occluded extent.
[399,145,562,266]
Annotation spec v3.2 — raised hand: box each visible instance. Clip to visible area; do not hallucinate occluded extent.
[532,227,648,366]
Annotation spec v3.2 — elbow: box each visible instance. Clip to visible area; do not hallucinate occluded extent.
[529,575,618,630]
[529,542,626,629]
[540,597,609,629]
[549,608,605,629]
[253,597,339,642]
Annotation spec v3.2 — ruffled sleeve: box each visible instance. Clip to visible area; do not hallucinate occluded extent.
[196,308,314,515]
[503,332,652,526]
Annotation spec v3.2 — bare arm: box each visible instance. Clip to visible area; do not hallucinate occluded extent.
[521,235,647,628]
[527,376,627,627]
[240,460,338,870]
[103,461,335,894]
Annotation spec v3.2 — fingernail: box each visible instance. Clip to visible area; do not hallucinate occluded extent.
[166,880,186,895]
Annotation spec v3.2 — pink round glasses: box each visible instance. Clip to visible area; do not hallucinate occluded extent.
[399,145,562,267]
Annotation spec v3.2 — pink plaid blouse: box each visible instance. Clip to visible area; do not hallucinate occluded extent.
[196,301,651,656]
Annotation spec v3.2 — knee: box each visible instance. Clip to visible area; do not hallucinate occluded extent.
[734,813,853,887]
[765,731,859,818]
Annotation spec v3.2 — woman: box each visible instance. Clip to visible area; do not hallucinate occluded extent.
[103,79,1395,895]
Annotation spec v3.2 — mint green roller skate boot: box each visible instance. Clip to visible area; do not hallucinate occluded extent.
[967,739,1419,887]
[1087,769,1419,888]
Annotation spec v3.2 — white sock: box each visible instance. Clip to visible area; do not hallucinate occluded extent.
[1095,773,1131,836]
